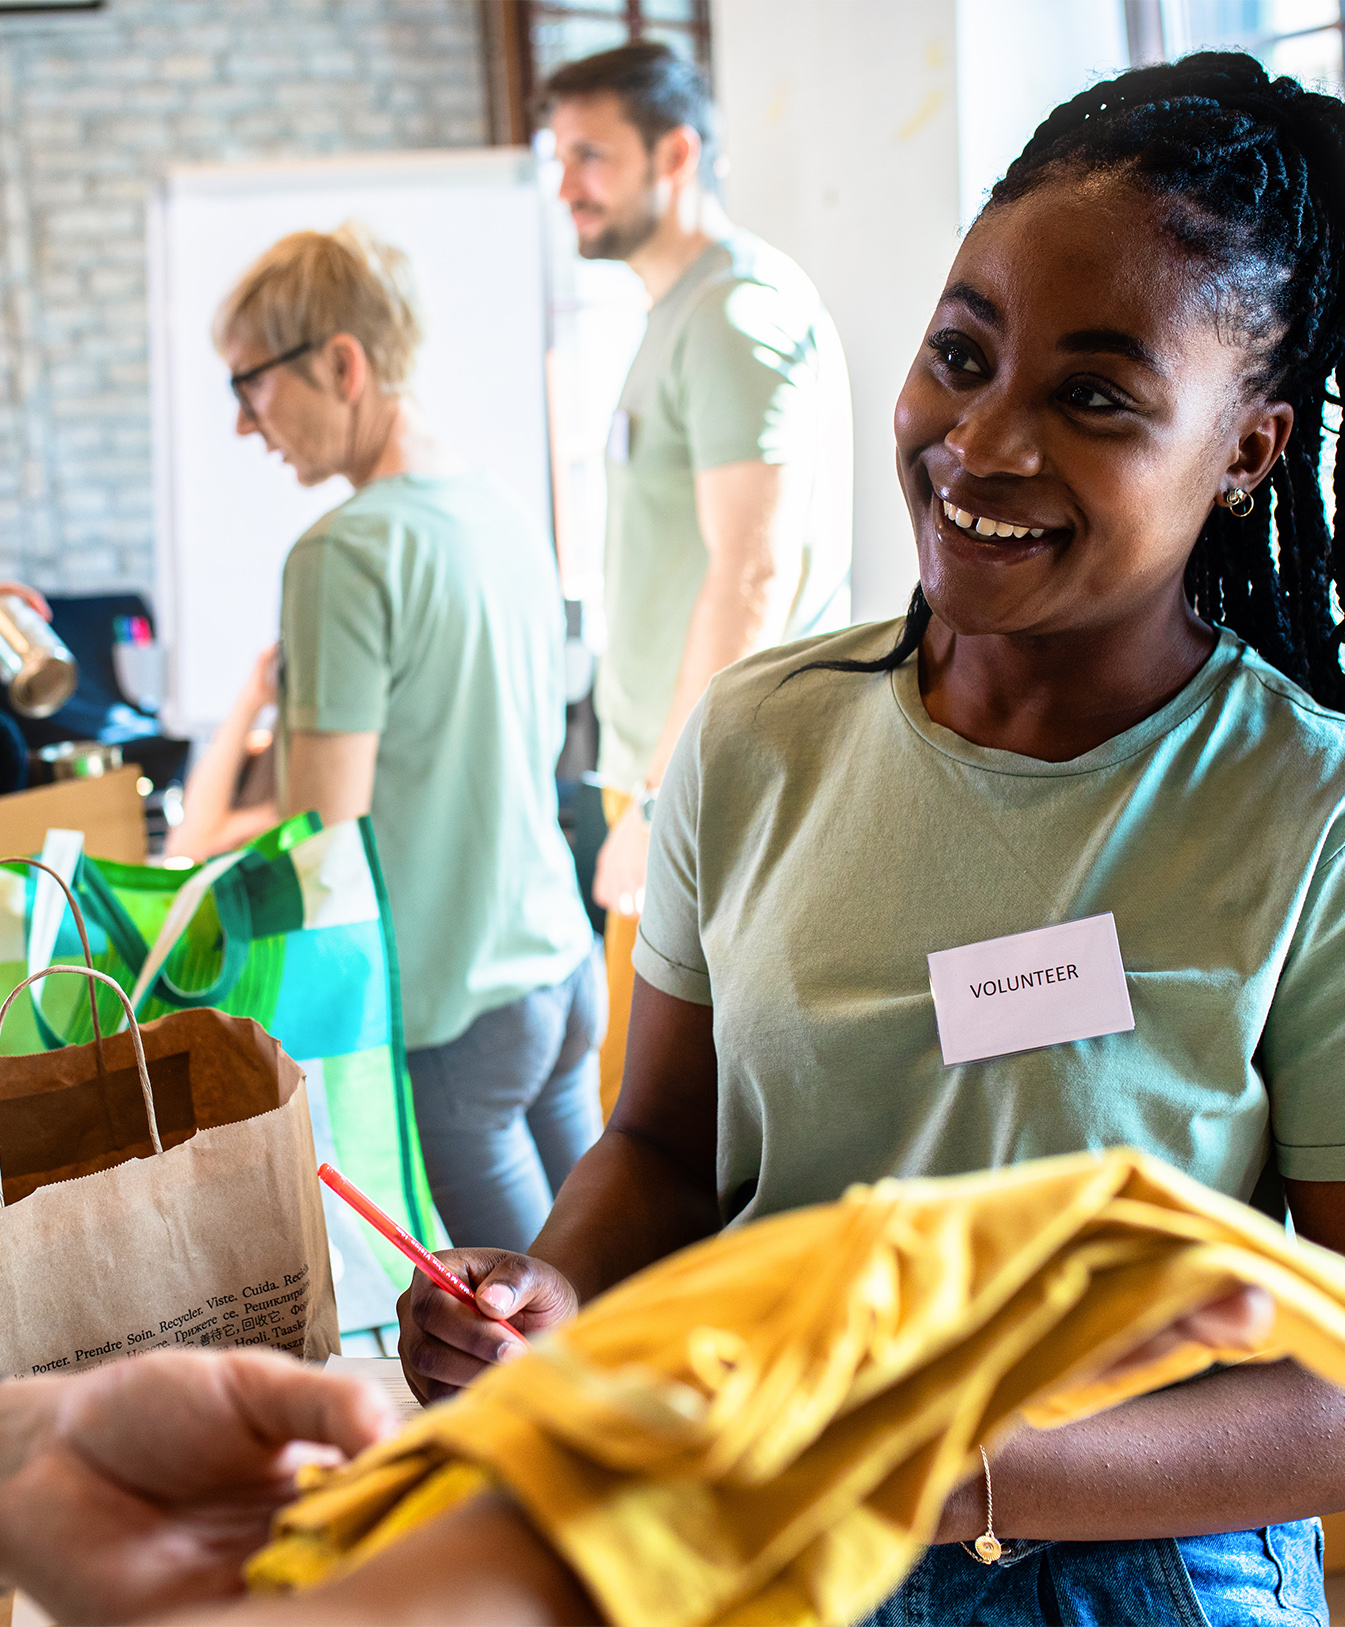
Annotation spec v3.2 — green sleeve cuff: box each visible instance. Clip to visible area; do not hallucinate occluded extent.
[632,926,712,1006]
[1274,1142,1345,1182]
[283,703,385,734]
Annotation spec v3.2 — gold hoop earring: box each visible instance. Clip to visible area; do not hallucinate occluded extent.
[1225,488,1255,518]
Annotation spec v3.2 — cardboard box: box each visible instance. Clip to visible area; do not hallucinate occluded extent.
[0,765,146,863]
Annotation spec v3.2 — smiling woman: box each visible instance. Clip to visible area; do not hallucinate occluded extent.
[811,50,1345,759]
[398,50,1345,1627]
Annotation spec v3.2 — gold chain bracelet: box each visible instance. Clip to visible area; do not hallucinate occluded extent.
[960,1446,1010,1564]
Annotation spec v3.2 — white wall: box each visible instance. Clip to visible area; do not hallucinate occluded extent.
[152,150,550,737]
[956,0,1129,228]
[710,0,960,622]
[710,0,1136,623]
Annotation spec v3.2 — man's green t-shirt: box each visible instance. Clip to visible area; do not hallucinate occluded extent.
[597,229,853,787]
[278,473,594,1051]
[635,620,1345,1226]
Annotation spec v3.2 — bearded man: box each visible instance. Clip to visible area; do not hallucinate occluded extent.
[546,44,854,1114]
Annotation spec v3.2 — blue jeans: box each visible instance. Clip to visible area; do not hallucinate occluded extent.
[407,948,603,1253]
[860,1521,1326,1625]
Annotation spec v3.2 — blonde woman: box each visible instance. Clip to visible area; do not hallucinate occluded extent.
[210,225,600,1254]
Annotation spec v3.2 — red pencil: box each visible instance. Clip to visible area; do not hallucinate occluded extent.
[318,1163,527,1346]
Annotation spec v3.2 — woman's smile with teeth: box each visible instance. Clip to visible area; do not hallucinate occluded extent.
[941,499,1046,540]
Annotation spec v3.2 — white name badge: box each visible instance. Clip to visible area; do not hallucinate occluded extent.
[927,912,1134,1067]
[607,407,630,464]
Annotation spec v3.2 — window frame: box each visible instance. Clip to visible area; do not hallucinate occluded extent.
[1122,0,1345,80]
[481,0,712,146]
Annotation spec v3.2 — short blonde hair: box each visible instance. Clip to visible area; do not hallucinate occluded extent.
[213,221,423,391]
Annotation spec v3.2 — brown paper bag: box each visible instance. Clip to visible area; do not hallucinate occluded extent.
[0,963,338,1377]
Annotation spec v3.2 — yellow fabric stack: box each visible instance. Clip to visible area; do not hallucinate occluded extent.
[247,1149,1345,1627]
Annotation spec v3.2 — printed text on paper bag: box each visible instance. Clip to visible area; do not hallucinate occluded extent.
[28,1264,313,1374]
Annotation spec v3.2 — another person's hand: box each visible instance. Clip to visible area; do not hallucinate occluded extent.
[243,642,280,713]
[0,1348,396,1625]
[162,643,282,862]
[592,800,651,917]
[0,581,51,620]
[398,1249,579,1403]
[1098,1283,1276,1380]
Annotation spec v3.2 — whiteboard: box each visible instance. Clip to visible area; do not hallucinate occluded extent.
[149,148,550,737]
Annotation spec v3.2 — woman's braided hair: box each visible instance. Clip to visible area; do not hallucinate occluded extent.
[809,51,1345,705]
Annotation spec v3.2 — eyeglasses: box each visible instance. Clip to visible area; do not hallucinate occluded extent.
[229,339,324,417]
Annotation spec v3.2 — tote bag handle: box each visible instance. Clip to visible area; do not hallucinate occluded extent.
[124,850,254,1019]
[0,965,162,1207]
[1,854,108,1078]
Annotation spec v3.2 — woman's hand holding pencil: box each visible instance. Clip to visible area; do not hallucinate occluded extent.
[396,1246,581,1404]
[317,1165,538,1405]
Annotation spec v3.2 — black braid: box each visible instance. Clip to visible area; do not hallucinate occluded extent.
[796,52,1345,707]
[794,580,932,681]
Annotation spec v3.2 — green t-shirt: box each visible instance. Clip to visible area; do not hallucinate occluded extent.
[278,473,594,1050]
[597,229,853,787]
[635,620,1345,1227]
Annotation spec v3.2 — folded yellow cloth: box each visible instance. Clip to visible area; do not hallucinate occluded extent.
[247,1149,1345,1627]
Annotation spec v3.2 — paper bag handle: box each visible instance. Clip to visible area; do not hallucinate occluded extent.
[0,966,163,1207]
[0,856,107,1078]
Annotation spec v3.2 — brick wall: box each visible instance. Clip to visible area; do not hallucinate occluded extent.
[0,0,487,594]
